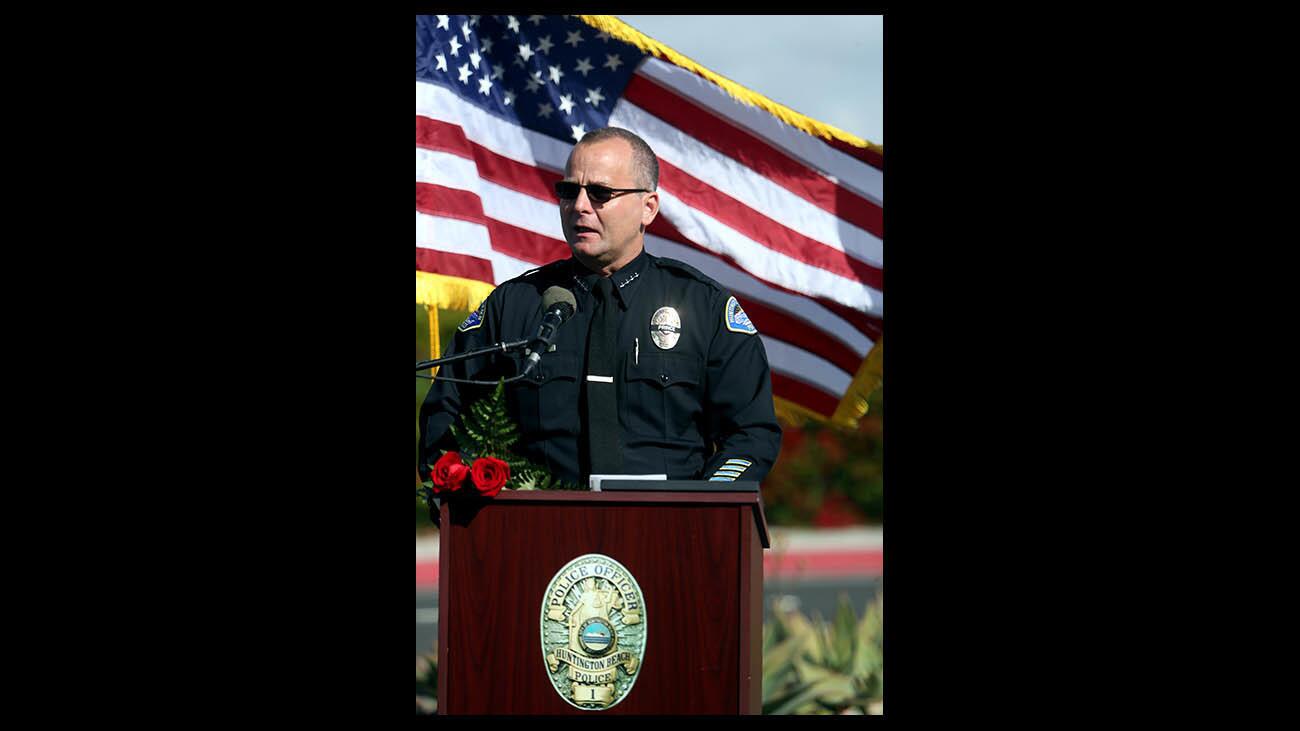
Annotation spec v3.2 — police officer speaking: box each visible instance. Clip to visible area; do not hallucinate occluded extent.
[419,127,782,486]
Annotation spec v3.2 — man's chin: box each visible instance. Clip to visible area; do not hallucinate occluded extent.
[570,239,606,259]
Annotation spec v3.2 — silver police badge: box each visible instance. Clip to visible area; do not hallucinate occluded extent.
[649,306,682,350]
[541,554,647,710]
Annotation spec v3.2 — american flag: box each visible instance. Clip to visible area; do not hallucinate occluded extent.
[416,14,883,426]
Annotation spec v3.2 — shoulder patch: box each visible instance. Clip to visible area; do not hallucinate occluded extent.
[724,296,757,335]
[457,299,486,332]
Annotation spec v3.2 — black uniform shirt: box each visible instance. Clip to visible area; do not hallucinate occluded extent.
[419,249,783,485]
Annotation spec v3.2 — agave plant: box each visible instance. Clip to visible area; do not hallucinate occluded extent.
[761,593,883,715]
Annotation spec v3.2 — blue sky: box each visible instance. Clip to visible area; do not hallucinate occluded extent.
[617,15,883,146]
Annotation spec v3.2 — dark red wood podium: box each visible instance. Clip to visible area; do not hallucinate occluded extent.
[437,486,769,715]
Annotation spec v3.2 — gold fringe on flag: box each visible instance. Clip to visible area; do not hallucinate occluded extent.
[426,305,440,373]
[831,338,883,429]
[772,339,884,431]
[416,272,496,377]
[416,271,496,311]
[575,15,883,154]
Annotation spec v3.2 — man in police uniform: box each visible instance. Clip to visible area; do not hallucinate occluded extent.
[419,127,782,486]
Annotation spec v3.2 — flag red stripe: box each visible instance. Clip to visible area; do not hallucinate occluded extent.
[415,248,495,282]
[415,182,484,224]
[647,216,881,343]
[624,73,883,239]
[416,116,562,201]
[416,183,570,265]
[658,159,883,291]
[772,372,839,417]
[734,296,863,376]
[817,297,883,342]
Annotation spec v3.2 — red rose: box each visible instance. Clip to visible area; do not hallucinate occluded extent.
[430,451,470,493]
[470,456,510,497]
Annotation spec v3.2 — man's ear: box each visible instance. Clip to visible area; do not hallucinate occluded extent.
[641,191,660,228]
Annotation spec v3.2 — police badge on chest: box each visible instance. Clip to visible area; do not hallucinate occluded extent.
[649,307,681,349]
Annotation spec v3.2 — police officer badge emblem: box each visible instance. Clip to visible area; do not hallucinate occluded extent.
[649,306,682,349]
[541,554,647,710]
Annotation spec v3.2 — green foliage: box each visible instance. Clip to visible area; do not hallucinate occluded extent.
[762,387,883,526]
[416,651,437,715]
[421,379,584,499]
[761,594,883,715]
[450,380,521,463]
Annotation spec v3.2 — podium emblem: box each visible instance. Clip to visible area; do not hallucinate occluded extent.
[541,554,647,710]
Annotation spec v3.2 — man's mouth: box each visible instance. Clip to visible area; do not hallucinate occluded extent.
[572,224,599,238]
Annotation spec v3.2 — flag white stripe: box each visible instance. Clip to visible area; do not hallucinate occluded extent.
[644,234,873,356]
[762,337,853,396]
[636,58,883,204]
[415,212,539,283]
[416,148,566,241]
[657,189,882,316]
[609,100,883,270]
[417,80,570,171]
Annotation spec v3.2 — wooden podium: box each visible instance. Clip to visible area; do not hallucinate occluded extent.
[436,485,770,715]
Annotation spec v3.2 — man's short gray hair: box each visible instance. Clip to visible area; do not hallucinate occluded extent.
[574,127,659,191]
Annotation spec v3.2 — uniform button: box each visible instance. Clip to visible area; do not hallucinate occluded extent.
[535,372,544,381]
[660,373,669,382]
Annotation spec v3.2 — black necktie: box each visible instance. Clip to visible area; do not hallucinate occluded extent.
[585,277,623,474]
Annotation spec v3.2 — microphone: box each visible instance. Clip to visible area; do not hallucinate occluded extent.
[520,286,577,377]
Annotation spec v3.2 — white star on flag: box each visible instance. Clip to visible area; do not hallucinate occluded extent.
[549,64,564,84]
[575,58,594,76]
[480,37,493,54]
[491,63,504,81]
[504,90,516,106]
[456,63,472,83]
[571,123,586,141]
[525,71,543,93]
[506,16,520,33]
[585,87,605,107]
[435,15,449,30]
[469,50,481,69]
[536,35,555,55]
[596,31,611,41]
[478,75,493,95]
[603,54,623,71]
[537,102,554,118]
[461,22,472,41]
[528,15,545,26]
[558,93,575,115]
[468,15,480,26]
[448,36,461,56]
[517,43,533,62]
[435,53,447,72]
[565,30,583,47]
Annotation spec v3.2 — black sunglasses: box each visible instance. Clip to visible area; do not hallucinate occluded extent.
[554,181,651,204]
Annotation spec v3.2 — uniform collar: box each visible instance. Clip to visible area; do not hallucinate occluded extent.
[569,249,650,310]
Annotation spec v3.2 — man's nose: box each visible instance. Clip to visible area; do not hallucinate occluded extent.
[570,186,595,213]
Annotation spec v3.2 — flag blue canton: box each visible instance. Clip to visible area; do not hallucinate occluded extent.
[416,15,647,145]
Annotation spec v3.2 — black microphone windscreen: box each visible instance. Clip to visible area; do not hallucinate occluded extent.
[541,286,577,320]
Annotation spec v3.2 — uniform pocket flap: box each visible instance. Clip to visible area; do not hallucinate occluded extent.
[516,352,582,386]
[625,352,702,389]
